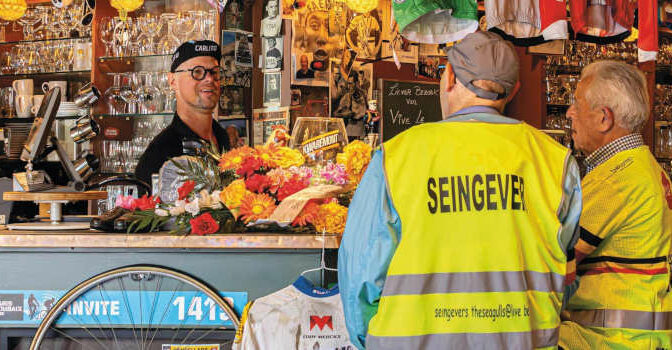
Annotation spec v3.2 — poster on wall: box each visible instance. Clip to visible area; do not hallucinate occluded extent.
[264,72,282,107]
[235,32,254,67]
[291,3,344,86]
[224,0,245,30]
[252,107,290,145]
[221,31,252,87]
[218,118,249,147]
[344,8,383,60]
[329,59,372,121]
[219,86,245,118]
[261,0,282,37]
[262,36,283,71]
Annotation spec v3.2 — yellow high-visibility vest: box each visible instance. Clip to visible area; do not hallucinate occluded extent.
[560,146,672,350]
[367,116,573,349]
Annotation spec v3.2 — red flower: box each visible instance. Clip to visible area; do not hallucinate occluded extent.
[292,200,321,226]
[189,212,219,235]
[277,176,309,201]
[236,156,264,178]
[245,174,271,194]
[134,194,161,211]
[178,180,196,200]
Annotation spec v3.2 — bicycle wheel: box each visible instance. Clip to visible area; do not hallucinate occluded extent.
[30,265,240,350]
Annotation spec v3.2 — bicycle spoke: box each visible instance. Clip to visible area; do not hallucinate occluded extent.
[146,278,184,350]
[181,299,221,345]
[143,274,163,347]
[118,276,142,350]
[97,284,121,350]
[169,290,199,345]
[48,326,88,347]
[51,314,111,350]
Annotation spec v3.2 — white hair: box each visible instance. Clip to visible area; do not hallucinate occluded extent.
[580,60,650,132]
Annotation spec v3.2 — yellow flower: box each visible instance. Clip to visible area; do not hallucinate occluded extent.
[239,193,277,223]
[336,141,373,185]
[272,147,305,168]
[313,202,348,235]
[219,146,256,172]
[219,179,249,210]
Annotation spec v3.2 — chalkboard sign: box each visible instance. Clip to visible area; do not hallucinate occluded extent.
[379,79,442,142]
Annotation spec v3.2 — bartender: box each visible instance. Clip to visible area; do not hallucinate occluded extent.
[135,40,231,186]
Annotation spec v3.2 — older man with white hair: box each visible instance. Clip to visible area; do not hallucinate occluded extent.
[559,60,672,349]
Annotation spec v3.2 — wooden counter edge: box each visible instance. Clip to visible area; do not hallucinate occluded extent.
[0,231,341,249]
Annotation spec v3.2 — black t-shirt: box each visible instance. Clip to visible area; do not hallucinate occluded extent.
[134,114,231,187]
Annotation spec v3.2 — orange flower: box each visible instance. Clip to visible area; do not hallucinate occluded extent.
[239,192,277,223]
[254,144,279,168]
[219,146,256,172]
[292,200,321,226]
[313,201,348,234]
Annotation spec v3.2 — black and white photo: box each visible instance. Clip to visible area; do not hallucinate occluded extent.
[261,0,282,37]
[263,36,283,71]
[329,58,372,139]
[235,32,253,67]
[263,72,281,107]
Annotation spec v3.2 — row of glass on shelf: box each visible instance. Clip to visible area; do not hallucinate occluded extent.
[99,11,218,58]
[3,0,92,42]
[104,72,175,115]
[1,38,91,75]
[99,117,171,173]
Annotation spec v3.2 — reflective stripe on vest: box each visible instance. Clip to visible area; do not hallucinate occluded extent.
[382,271,566,296]
[567,310,672,331]
[367,327,559,349]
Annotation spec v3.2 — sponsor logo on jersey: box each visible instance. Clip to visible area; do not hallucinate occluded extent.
[310,315,333,331]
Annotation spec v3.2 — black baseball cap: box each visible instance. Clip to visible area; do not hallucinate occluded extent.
[171,40,222,73]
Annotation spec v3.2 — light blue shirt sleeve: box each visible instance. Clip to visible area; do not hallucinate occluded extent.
[338,150,401,350]
[557,155,582,308]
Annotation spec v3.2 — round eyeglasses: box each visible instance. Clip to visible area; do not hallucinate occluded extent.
[173,66,225,81]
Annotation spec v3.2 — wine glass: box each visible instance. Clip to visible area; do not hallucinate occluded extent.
[156,14,180,54]
[136,72,161,114]
[120,72,140,114]
[18,9,41,40]
[104,73,127,114]
[137,14,161,55]
[99,17,118,57]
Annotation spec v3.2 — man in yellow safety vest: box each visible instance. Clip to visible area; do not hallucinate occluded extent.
[338,31,583,349]
[559,61,672,349]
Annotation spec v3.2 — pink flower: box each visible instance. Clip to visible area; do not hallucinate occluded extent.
[115,195,136,210]
[320,162,348,185]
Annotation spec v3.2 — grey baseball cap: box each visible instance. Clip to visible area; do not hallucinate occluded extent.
[446,31,519,100]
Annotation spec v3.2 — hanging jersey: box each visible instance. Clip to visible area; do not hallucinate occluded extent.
[233,276,355,350]
[569,0,658,62]
[393,0,479,44]
[486,0,569,45]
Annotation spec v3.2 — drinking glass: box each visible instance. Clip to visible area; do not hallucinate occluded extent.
[99,17,118,57]
[104,73,126,114]
[156,14,180,54]
[136,72,161,114]
[120,72,140,114]
[18,9,41,40]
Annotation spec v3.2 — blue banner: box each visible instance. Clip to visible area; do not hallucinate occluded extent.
[0,290,247,328]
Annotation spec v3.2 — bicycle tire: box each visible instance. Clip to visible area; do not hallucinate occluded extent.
[30,265,240,350]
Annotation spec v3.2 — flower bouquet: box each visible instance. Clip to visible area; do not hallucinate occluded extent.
[124,141,372,235]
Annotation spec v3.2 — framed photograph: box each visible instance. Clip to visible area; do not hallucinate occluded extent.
[263,72,282,107]
[219,86,245,117]
[235,32,253,67]
[262,36,283,71]
[218,118,250,147]
[344,7,383,60]
[329,58,372,120]
[418,55,444,80]
[252,107,290,145]
[224,0,246,30]
[291,5,343,85]
[381,0,418,64]
[261,0,282,37]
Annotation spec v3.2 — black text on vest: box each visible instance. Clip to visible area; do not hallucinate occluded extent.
[427,174,526,213]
